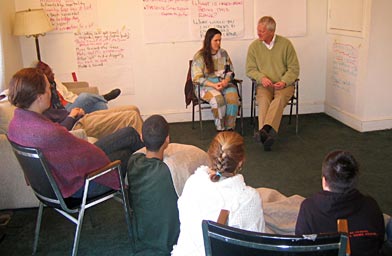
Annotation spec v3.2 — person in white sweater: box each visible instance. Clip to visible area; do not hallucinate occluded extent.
[171,131,265,256]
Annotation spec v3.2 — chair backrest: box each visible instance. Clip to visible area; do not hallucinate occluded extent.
[184,60,198,108]
[7,138,70,210]
[202,220,348,256]
[337,219,351,255]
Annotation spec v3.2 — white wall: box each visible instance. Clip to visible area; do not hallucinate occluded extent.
[362,0,392,130]
[325,0,392,132]
[11,0,328,123]
[0,0,23,91]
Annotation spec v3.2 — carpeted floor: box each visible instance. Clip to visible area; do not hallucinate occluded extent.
[0,113,391,255]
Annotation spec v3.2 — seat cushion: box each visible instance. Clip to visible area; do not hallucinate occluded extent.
[0,101,16,134]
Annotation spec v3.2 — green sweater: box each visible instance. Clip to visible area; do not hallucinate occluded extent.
[246,35,299,86]
[127,153,180,256]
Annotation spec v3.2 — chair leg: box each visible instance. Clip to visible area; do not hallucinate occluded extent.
[295,100,299,134]
[32,202,44,255]
[121,191,133,242]
[71,206,86,256]
[198,103,203,139]
[192,104,196,129]
[119,176,133,243]
[240,108,244,135]
[289,101,293,125]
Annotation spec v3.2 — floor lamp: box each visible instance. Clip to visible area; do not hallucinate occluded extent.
[13,9,54,61]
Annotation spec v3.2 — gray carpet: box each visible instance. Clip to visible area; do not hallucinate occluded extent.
[0,113,391,255]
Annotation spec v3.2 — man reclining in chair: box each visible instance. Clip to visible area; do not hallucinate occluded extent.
[36,61,121,113]
[33,63,143,138]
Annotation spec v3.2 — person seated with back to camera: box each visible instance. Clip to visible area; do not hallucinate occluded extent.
[171,131,265,256]
[127,115,180,256]
[192,28,240,132]
[36,61,121,113]
[295,150,391,256]
[7,68,144,198]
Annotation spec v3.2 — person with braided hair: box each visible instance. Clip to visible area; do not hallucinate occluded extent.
[172,131,265,256]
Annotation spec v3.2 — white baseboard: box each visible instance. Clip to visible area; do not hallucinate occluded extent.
[142,101,325,124]
[325,104,392,132]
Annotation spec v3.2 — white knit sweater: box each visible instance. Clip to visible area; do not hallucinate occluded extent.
[171,165,265,256]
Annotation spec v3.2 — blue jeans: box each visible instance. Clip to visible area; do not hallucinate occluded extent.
[71,127,144,198]
[65,93,108,113]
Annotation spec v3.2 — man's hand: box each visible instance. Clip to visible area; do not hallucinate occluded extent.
[273,81,286,90]
[261,77,273,87]
[69,108,85,119]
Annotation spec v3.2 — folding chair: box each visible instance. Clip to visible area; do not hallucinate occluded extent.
[184,60,243,137]
[8,138,132,256]
[250,78,299,134]
[202,219,348,256]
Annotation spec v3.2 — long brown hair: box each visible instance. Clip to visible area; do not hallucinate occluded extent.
[208,131,244,182]
[199,28,222,74]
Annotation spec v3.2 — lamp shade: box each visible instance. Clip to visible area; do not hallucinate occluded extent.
[13,9,54,36]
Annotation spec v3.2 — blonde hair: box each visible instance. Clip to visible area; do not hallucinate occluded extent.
[208,131,245,182]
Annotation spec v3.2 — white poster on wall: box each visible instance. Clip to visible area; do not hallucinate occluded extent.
[254,0,307,37]
[143,0,245,43]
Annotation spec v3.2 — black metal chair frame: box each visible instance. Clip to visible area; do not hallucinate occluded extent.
[250,78,299,134]
[202,220,348,256]
[186,60,244,137]
[8,139,132,256]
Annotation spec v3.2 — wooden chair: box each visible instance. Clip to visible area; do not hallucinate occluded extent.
[185,60,244,137]
[250,78,299,134]
[8,138,132,256]
[202,219,348,256]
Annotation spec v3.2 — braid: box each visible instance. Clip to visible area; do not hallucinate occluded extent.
[208,131,244,182]
[216,151,226,173]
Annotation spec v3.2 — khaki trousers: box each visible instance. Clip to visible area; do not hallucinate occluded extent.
[256,85,294,132]
[73,105,143,139]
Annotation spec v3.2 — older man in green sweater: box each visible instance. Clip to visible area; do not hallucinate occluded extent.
[246,16,300,151]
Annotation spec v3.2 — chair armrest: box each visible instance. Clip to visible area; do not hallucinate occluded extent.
[86,160,121,181]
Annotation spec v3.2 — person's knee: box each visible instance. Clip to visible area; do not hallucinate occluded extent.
[225,92,239,105]
[76,93,90,101]
[214,95,225,107]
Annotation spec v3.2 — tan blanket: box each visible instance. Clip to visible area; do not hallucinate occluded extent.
[257,187,391,236]
[257,187,305,235]
[134,143,209,197]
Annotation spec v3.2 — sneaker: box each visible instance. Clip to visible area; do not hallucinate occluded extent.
[102,89,121,101]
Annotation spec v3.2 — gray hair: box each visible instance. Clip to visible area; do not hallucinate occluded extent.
[258,16,276,31]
